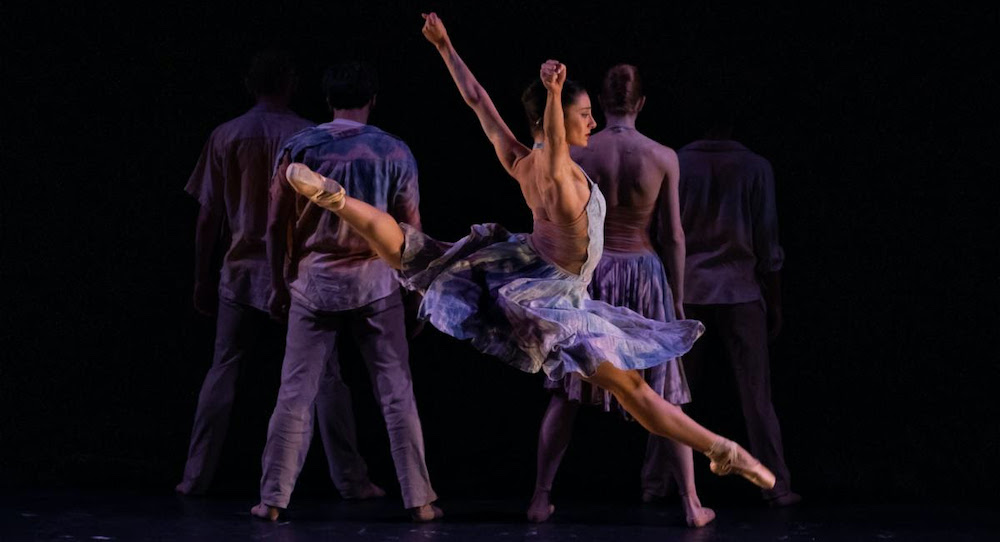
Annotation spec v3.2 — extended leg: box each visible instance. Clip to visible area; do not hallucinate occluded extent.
[586,363,775,490]
[286,163,405,268]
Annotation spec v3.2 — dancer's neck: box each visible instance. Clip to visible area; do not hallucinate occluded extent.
[333,107,370,125]
[603,114,637,130]
[255,94,291,110]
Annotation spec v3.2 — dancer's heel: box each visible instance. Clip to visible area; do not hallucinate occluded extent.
[705,438,776,490]
[285,163,346,210]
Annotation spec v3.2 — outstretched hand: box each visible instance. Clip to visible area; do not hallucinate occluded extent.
[540,60,566,93]
[421,12,449,47]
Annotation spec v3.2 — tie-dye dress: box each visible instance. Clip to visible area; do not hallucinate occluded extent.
[396,179,704,380]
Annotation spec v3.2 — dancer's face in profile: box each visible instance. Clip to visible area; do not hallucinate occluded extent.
[564,92,597,147]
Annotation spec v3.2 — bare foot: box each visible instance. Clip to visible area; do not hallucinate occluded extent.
[344,482,387,500]
[250,502,281,521]
[409,503,444,522]
[640,490,662,504]
[680,494,716,528]
[174,481,202,496]
[526,490,555,523]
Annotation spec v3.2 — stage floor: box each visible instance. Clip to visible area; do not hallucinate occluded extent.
[2,489,997,541]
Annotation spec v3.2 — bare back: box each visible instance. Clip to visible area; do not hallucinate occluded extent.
[572,126,677,252]
[512,150,593,274]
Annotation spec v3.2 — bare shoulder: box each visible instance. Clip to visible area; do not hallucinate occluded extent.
[510,151,537,184]
[650,139,678,170]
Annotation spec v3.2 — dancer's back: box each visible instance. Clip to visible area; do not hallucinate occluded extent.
[513,150,594,275]
[573,126,677,253]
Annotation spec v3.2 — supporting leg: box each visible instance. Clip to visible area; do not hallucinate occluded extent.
[720,301,796,503]
[314,338,385,500]
[177,298,264,495]
[353,292,441,521]
[644,435,716,527]
[253,300,339,520]
[527,394,580,522]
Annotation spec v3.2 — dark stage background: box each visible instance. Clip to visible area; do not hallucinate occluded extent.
[2,1,997,507]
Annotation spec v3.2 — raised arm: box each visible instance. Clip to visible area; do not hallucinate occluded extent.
[421,12,529,175]
[537,60,588,220]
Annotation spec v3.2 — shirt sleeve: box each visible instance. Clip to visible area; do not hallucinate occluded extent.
[391,147,422,231]
[751,158,785,274]
[184,130,223,209]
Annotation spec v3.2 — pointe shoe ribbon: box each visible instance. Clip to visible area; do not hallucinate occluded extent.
[705,438,776,490]
[285,163,346,210]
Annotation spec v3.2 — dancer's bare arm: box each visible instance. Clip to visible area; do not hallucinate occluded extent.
[422,12,529,175]
[656,147,686,319]
[539,60,587,220]
[192,202,223,316]
[265,152,295,319]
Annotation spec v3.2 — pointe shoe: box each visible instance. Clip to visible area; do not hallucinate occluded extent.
[285,163,346,210]
[705,439,776,490]
[409,503,444,522]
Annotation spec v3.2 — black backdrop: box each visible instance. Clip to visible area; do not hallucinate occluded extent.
[2,1,998,505]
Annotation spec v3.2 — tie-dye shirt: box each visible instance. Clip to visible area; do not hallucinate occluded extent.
[274,119,421,312]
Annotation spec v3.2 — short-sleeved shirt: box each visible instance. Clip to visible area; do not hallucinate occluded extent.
[185,103,314,311]
[276,119,421,312]
[677,140,784,305]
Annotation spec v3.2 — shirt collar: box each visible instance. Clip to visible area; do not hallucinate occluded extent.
[330,118,366,127]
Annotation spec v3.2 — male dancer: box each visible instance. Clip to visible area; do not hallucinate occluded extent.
[677,95,801,507]
[252,61,441,522]
[178,50,321,496]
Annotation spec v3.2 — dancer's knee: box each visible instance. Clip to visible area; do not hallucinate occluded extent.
[588,363,645,396]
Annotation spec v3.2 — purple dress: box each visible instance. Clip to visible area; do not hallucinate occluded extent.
[544,204,692,412]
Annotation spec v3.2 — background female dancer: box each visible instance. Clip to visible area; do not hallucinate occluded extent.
[282,12,775,500]
[527,64,714,527]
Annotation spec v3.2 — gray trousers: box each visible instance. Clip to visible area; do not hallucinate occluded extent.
[260,291,436,509]
[178,297,370,495]
[683,300,793,500]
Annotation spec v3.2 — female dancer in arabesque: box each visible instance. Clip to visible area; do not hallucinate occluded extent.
[282,12,775,496]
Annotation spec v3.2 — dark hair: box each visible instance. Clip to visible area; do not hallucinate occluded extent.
[600,64,643,115]
[323,61,379,110]
[520,78,588,134]
[245,50,296,97]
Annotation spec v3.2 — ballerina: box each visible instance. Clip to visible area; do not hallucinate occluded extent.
[282,12,775,504]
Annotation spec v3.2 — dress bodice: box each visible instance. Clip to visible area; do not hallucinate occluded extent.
[528,172,606,281]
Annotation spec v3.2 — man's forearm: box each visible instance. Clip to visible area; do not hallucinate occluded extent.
[194,204,223,285]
